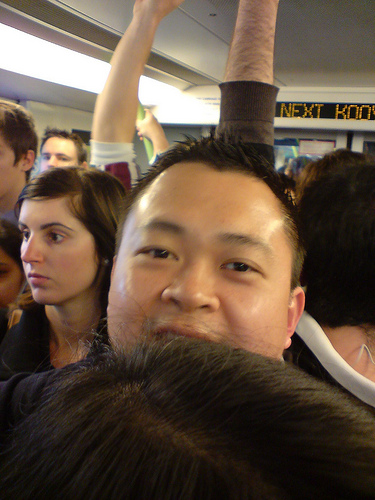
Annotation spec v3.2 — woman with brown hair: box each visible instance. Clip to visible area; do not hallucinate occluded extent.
[0,167,126,378]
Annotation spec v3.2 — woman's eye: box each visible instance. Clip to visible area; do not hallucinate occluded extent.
[49,232,64,243]
[21,230,30,241]
[222,262,251,272]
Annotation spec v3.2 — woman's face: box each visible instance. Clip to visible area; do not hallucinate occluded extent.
[19,197,100,308]
[0,248,24,308]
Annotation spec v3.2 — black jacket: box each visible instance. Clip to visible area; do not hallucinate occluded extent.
[0,306,53,381]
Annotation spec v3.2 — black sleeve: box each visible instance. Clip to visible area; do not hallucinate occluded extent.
[216,81,279,165]
[0,370,58,444]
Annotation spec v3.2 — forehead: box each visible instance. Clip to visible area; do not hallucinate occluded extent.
[42,137,77,156]
[19,197,77,223]
[123,162,287,247]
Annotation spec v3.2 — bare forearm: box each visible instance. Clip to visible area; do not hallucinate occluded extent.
[92,12,160,143]
[136,109,169,154]
[224,0,279,84]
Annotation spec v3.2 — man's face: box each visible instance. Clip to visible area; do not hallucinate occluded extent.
[108,162,304,359]
[39,137,79,171]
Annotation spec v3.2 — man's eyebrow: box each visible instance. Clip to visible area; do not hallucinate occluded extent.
[141,219,184,235]
[217,232,273,256]
[18,222,74,232]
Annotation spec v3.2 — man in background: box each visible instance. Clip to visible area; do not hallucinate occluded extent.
[0,100,37,226]
[39,128,88,172]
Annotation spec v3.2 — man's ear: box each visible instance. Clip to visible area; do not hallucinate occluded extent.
[80,161,89,169]
[284,286,305,349]
[19,150,35,173]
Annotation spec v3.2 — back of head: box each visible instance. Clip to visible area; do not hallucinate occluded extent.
[40,127,88,164]
[16,167,126,314]
[0,100,38,180]
[296,148,370,203]
[1,337,375,500]
[299,163,375,327]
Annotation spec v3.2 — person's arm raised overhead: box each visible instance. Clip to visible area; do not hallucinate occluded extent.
[217,0,279,154]
[136,109,170,159]
[92,0,185,145]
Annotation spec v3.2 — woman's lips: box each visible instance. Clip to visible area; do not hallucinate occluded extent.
[27,273,49,286]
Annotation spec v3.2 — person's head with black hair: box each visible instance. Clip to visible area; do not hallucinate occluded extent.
[299,163,375,328]
[108,135,305,359]
[296,148,370,203]
[293,163,375,386]
[1,337,375,500]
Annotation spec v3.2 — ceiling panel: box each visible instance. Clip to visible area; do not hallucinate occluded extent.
[0,0,374,113]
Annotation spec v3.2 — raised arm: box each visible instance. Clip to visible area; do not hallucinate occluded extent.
[92,0,184,144]
[216,0,280,152]
[136,109,170,158]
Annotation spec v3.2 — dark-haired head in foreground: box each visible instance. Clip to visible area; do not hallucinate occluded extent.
[108,135,305,359]
[1,338,375,500]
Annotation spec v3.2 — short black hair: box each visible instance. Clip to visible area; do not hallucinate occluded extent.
[296,148,370,203]
[299,163,375,327]
[2,338,375,499]
[116,135,304,290]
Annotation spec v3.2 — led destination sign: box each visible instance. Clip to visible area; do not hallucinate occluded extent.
[276,102,375,121]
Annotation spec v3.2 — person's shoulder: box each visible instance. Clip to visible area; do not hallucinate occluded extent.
[0,306,50,381]
[0,369,61,443]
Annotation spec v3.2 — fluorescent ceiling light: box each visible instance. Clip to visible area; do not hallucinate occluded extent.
[139,75,181,106]
[0,23,179,106]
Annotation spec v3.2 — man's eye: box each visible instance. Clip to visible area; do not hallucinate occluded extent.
[149,248,171,259]
[222,262,251,272]
[140,248,173,259]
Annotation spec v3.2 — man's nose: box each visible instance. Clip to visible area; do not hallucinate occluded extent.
[48,156,59,168]
[161,262,220,312]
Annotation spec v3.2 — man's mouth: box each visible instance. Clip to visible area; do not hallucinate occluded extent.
[145,318,221,344]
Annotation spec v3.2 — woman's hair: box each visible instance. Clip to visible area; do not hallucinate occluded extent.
[2,337,375,499]
[15,167,127,316]
[0,219,22,271]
